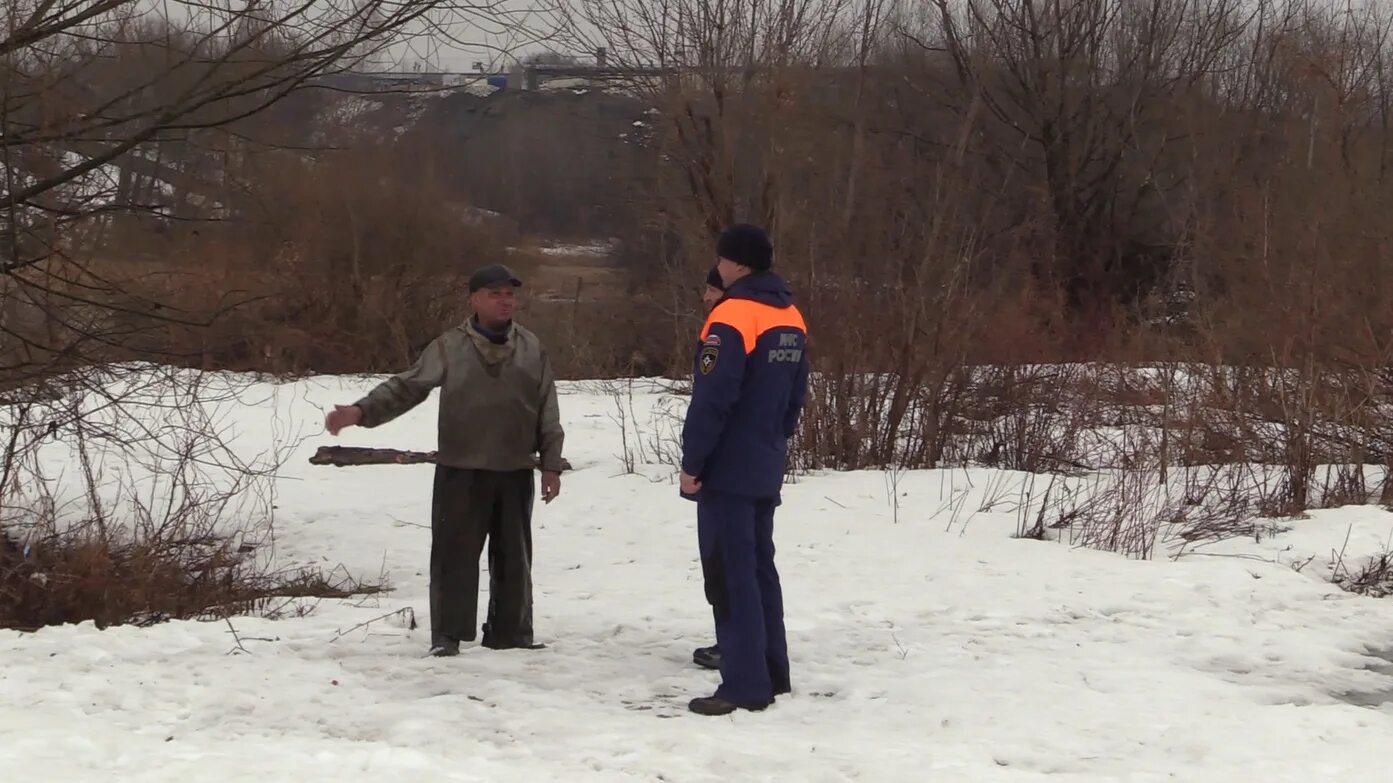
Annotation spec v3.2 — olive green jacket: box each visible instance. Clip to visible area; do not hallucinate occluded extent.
[354,320,565,472]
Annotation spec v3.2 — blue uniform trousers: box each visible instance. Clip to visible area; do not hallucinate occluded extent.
[697,489,790,705]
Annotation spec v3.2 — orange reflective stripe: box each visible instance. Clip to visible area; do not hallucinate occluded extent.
[701,299,807,354]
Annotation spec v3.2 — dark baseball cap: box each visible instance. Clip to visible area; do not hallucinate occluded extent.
[468,264,522,293]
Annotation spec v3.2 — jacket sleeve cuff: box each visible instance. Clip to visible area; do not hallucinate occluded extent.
[351,399,379,428]
[681,457,703,477]
[539,447,565,472]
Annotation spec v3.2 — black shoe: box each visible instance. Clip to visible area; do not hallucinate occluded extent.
[693,645,720,670]
[483,639,546,651]
[429,640,459,657]
[688,695,771,716]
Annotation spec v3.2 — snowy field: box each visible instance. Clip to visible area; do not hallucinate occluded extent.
[5,374,1393,781]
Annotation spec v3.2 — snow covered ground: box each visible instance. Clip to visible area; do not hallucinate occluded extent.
[5,374,1393,781]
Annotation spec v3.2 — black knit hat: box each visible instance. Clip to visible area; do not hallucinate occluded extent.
[716,224,773,271]
[705,266,725,290]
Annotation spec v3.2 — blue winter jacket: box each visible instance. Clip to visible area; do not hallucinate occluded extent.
[681,272,810,499]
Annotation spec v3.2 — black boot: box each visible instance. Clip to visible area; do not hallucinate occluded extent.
[692,644,720,670]
[483,627,545,650]
[484,640,547,650]
[688,694,771,716]
[429,639,460,657]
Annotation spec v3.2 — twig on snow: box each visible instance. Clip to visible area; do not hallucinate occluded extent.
[328,606,417,642]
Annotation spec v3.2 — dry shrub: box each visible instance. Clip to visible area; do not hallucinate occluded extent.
[953,365,1098,474]
[519,296,676,380]
[1027,459,1279,559]
[1338,553,1393,598]
[0,530,381,631]
[0,367,382,630]
[1316,462,1374,510]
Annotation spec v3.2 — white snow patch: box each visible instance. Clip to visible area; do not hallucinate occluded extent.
[537,241,614,258]
[2,372,1393,780]
[322,95,385,128]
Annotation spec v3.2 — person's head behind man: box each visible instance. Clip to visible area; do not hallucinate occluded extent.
[715,223,773,288]
[468,264,521,331]
[702,266,725,311]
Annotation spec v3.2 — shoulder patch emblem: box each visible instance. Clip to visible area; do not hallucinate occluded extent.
[703,333,721,346]
[699,345,719,375]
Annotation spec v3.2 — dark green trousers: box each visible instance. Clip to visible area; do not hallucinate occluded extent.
[429,466,535,648]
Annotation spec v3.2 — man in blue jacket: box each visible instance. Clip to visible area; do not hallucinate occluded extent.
[680,224,810,716]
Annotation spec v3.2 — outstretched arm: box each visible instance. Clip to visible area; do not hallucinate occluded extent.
[352,338,448,429]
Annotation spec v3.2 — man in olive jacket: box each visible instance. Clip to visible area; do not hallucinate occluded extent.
[324,264,565,656]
